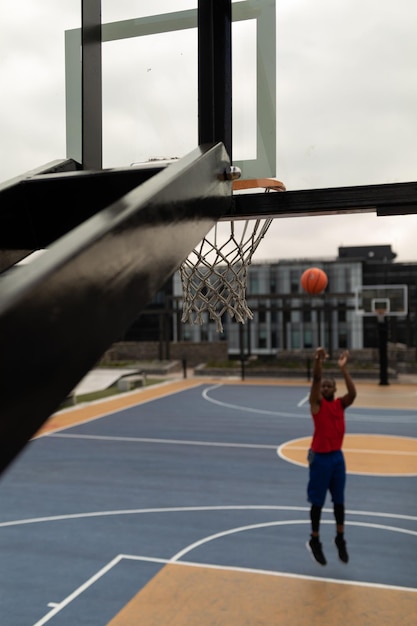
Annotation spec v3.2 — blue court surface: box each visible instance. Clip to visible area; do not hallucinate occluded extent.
[0,381,416,625]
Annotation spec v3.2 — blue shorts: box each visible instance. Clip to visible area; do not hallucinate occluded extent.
[307,449,346,507]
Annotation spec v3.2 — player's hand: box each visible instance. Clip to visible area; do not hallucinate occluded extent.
[315,347,329,361]
[338,350,350,368]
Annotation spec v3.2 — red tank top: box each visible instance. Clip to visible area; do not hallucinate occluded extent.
[311,397,345,453]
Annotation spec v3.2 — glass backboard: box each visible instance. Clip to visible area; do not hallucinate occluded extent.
[65,0,276,179]
[355,285,408,317]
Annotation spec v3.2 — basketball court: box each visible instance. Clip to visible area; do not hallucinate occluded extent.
[0,3,416,624]
[0,376,414,625]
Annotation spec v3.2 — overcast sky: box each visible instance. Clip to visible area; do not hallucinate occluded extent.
[1,0,417,263]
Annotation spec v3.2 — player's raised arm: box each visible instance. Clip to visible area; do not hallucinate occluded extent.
[309,347,328,414]
[338,350,357,408]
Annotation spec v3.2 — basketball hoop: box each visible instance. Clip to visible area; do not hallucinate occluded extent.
[180,178,286,333]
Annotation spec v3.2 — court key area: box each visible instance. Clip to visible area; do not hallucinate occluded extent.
[0,378,416,625]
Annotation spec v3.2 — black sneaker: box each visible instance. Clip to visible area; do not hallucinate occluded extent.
[335,535,349,563]
[306,537,327,565]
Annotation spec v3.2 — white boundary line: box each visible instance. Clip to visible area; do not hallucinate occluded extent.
[31,510,417,625]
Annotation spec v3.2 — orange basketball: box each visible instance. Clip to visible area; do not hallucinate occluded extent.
[300,267,328,294]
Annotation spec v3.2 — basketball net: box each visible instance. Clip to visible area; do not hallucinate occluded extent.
[375,308,387,323]
[180,178,285,333]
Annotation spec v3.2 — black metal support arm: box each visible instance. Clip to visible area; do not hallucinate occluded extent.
[0,143,231,475]
[230,181,417,220]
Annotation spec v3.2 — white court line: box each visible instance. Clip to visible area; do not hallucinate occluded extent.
[202,384,298,417]
[1,504,415,529]
[202,385,417,423]
[33,515,417,624]
[35,380,203,438]
[49,432,417,477]
[278,435,417,476]
[33,554,125,626]
[170,519,417,562]
[298,394,309,407]
[48,432,417,459]
[48,432,277,450]
[287,444,417,457]
[32,554,171,626]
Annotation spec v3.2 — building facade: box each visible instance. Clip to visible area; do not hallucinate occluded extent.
[171,245,416,356]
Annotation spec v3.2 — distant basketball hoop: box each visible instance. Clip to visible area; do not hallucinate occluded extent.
[354,285,407,319]
[180,177,286,332]
[355,285,408,386]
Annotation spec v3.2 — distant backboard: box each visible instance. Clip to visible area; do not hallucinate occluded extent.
[355,285,408,317]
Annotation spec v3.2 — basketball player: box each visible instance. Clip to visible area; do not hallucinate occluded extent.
[306,347,357,565]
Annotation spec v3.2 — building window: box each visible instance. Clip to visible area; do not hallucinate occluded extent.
[302,307,311,322]
[258,329,267,348]
[345,267,351,292]
[290,269,299,294]
[291,329,301,349]
[338,306,347,322]
[283,307,291,325]
[292,309,301,322]
[338,331,348,348]
[303,329,313,348]
[249,273,259,294]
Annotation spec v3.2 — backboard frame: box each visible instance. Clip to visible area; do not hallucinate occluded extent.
[65,0,276,178]
[354,284,408,317]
